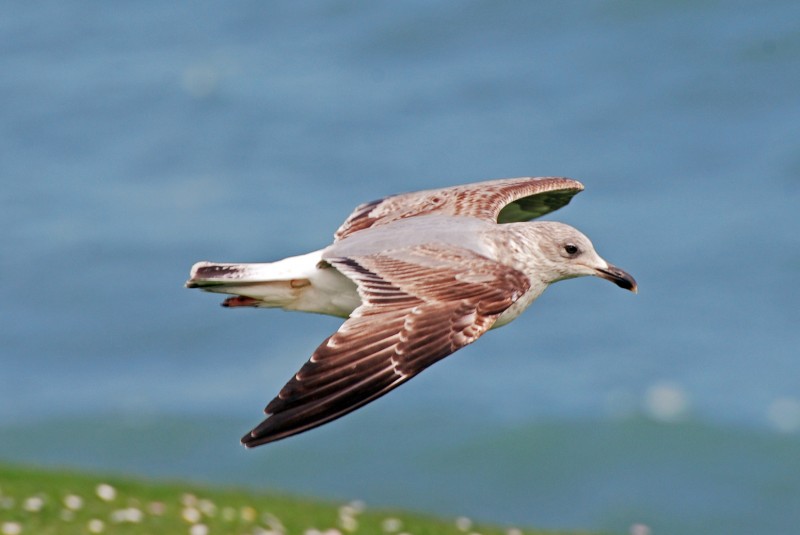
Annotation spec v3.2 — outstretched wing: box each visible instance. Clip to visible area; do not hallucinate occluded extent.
[334,176,583,241]
[241,244,531,447]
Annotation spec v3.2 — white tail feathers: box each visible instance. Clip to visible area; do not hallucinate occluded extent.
[187,250,325,286]
[185,249,360,316]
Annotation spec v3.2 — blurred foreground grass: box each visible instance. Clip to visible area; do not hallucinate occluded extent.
[0,462,593,535]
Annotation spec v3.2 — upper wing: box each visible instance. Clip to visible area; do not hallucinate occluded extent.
[334,176,584,241]
[241,244,531,447]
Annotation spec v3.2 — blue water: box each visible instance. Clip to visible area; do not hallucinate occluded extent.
[2,2,799,534]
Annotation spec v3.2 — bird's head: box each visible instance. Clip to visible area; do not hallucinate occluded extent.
[523,221,638,293]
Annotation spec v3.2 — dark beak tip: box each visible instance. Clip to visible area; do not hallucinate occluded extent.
[597,265,638,294]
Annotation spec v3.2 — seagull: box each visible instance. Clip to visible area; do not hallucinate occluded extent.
[186,176,637,447]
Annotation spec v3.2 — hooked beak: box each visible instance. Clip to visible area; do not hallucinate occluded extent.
[595,264,638,294]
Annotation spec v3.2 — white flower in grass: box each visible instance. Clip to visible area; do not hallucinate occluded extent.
[87,519,105,533]
[338,505,355,518]
[340,500,365,516]
[506,529,523,535]
[128,508,145,523]
[23,496,45,512]
[95,484,116,502]
[339,514,358,532]
[455,516,473,531]
[1,522,22,535]
[63,494,83,510]
[221,506,237,521]
[189,524,209,535]
[148,501,166,516]
[198,498,216,517]
[381,517,402,532]
[240,506,257,522]
[262,512,285,532]
[111,507,144,523]
[181,494,198,507]
[347,500,365,513]
[60,509,76,521]
[339,503,364,525]
[182,506,202,524]
[338,503,359,532]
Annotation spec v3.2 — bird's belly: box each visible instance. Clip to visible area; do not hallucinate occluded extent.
[491,286,543,329]
[288,266,361,318]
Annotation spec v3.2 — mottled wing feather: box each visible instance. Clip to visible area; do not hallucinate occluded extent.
[241,245,531,447]
[334,176,583,241]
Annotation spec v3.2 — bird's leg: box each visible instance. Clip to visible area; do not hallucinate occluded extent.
[222,296,262,308]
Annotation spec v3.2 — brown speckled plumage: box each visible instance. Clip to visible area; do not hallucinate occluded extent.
[186,176,636,447]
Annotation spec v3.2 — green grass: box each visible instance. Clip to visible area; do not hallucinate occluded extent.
[0,462,593,535]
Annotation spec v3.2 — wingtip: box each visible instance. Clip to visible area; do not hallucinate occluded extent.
[241,416,277,448]
[520,175,584,190]
[240,430,276,449]
[240,432,256,448]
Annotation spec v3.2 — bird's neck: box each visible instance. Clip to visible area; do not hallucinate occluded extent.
[485,224,554,286]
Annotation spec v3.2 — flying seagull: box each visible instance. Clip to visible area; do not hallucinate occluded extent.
[186,176,637,447]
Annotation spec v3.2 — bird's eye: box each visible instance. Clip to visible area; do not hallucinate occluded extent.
[564,243,579,255]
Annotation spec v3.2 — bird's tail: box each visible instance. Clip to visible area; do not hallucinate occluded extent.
[185,250,324,308]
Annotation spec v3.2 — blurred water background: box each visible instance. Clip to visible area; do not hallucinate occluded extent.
[2,2,799,534]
